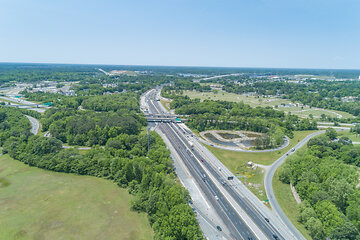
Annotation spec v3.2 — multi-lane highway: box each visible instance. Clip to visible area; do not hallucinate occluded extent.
[142,88,299,240]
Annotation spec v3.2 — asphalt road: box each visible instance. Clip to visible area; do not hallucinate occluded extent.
[25,115,40,135]
[146,90,257,239]
[264,130,326,240]
[199,135,290,153]
[144,88,299,240]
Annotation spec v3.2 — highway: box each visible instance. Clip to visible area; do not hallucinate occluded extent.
[143,88,298,240]
[146,90,255,239]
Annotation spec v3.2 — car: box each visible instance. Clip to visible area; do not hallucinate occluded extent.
[214,195,219,200]
[248,237,254,240]
[200,159,204,162]
[273,234,279,240]
[216,226,222,231]
[291,148,295,152]
[265,217,270,223]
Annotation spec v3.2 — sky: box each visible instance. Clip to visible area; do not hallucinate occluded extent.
[0,0,359,69]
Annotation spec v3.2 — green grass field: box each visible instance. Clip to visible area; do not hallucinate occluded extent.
[204,130,319,202]
[272,145,313,240]
[273,167,312,240]
[183,90,354,119]
[183,90,291,108]
[160,99,171,111]
[0,154,153,240]
[338,131,360,142]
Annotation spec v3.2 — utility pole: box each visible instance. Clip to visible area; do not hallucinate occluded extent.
[147,126,150,153]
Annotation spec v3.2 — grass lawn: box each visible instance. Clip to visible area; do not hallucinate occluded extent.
[204,130,319,202]
[272,145,313,240]
[183,90,291,108]
[160,99,171,111]
[273,167,312,240]
[183,90,354,119]
[205,130,319,166]
[337,130,360,142]
[0,154,153,240]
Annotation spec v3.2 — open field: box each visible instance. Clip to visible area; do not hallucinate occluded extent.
[183,90,291,108]
[160,99,171,111]
[280,107,354,119]
[338,131,360,142]
[205,130,319,166]
[204,130,319,202]
[273,165,311,240]
[183,90,354,119]
[0,154,153,240]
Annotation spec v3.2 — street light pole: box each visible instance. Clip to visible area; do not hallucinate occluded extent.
[147,126,150,153]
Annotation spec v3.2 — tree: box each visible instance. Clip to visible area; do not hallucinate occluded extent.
[315,200,345,235]
[326,128,337,140]
[306,217,326,240]
[330,221,360,240]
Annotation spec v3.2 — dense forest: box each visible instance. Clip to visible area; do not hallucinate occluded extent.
[279,129,360,239]
[0,107,31,145]
[41,94,146,146]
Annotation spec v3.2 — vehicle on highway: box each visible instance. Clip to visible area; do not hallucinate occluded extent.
[216,226,222,231]
[265,217,270,223]
[291,148,295,152]
[273,234,279,240]
[214,195,219,201]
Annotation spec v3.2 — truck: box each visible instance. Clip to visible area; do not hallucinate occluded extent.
[188,140,194,148]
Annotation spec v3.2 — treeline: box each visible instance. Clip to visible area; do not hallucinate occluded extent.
[279,129,360,239]
[0,107,31,145]
[0,105,203,239]
[168,95,317,149]
[222,81,360,117]
[162,80,211,94]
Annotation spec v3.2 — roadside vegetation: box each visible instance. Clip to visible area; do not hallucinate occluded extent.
[278,129,360,239]
[1,102,202,240]
[0,64,204,240]
[163,89,317,150]
[205,130,319,202]
[273,163,312,240]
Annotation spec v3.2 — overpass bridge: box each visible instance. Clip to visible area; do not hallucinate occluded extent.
[3,104,50,108]
[145,114,186,123]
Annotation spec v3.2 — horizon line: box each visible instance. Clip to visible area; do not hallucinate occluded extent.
[0,61,359,72]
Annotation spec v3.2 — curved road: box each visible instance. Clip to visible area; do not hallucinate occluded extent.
[199,135,290,153]
[26,116,92,150]
[264,130,326,240]
[25,115,40,135]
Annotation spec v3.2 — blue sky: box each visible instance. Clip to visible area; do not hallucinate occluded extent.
[1,0,359,69]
